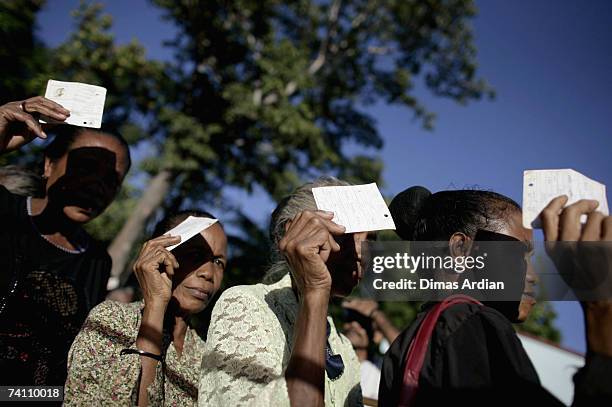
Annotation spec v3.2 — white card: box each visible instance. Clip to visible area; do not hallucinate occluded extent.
[312,183,396,233]
[523,169,609,229]
[40,80,106,128]
[164,216,218,251]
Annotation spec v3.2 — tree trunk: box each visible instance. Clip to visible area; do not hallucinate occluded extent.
[107,169,173,289]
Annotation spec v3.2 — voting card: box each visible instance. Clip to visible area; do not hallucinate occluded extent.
[523,169,609,229]
[40,80,106,128]
[164,216,218,251]
[312,183,396,233]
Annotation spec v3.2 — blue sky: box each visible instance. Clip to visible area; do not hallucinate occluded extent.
[37,0,612,352]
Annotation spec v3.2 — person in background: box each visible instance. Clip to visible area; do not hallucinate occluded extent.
[64,210,227,406]
[342,298,400,402]
[199,176,368,406]
[0,96,131,385]
[0,165,43,197]
[379,187,612,406]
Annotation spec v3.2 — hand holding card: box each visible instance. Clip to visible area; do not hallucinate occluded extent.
[523,169,609,229]
[40,80,107,128]
[312,183,396,233]
[163,216,218,251]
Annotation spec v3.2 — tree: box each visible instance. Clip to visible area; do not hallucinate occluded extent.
[0,0,563,344]
[108,0,495,280]
[0,0,47,105]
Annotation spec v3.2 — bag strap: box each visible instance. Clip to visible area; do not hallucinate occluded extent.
[398,294,482,407]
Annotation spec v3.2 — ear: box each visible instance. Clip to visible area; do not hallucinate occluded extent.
[43,156,53,179]
[448,232,473,257]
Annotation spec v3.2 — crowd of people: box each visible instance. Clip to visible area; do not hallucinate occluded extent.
[0,95,611,406]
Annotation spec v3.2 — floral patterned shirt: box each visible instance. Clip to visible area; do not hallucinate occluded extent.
[64,300,205,406]
[199,272,363,406]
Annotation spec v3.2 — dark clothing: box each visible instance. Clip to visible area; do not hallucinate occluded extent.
[0,186,111,385]
[379,302,612,406]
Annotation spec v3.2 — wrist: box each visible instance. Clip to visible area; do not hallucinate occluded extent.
[143,299,168,316]
[301,287,331,304]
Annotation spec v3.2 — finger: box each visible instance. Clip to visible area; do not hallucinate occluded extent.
[280,212,310,250]
[144,235,182,250]
[314,210,335,219]
[602,217,612,241]
[305,212,346,236]
[166,251,180,269]
[582,211,605,241]
[24,101,69,121]
[151,251,175,277]
[160,272,172,286]
[161,255,176,277]
[560,199,599,241]
[33,96,71,116]
[328,233,340,252]
[5,108,46,139]
[541,195,568,242]
[160,235,182,248]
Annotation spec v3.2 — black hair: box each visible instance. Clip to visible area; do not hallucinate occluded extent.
[390,186,520,241]
[151,209,221,239]
[44,125,132,171]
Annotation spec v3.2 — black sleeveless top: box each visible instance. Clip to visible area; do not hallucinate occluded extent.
[0,185,111,385]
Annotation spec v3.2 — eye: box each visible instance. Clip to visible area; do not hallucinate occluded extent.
[213,257,226,269]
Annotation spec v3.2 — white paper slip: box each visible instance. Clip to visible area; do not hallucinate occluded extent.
[312,183,396,233]
[523,169,609,229]
[164,216,218,251]
[40,80,106,128]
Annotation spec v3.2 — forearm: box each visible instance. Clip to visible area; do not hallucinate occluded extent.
[372,310,400,343]
[285,290,329,407]
[135,303,166,406]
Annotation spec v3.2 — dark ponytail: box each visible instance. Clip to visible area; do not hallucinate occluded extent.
[390,187,520,241]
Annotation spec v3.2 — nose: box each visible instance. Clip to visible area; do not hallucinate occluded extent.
[526,262,538,287]
[196,263,215,282]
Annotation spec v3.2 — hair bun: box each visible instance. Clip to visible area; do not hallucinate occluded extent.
[389,186,431,240]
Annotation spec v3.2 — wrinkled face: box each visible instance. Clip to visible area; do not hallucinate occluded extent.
[44,131,130,223]
[170,224,227,315]
[328,231,374,297]
[496,210,537,322]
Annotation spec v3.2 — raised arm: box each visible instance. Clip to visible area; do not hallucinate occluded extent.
[0,97,69,153]
[541,196,612,405]
[279,210,345,407]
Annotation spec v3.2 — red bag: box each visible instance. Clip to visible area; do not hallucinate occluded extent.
[398,295,483,407]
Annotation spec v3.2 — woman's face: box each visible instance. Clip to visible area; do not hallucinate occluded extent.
[43,131,130,223]
[170,223,227,315]
[328,231,374,297]
[497,210,537,322]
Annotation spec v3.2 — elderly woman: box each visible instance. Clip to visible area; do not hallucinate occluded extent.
[199,177,369,406]
[64,210,227,406]
[0,97,131,385]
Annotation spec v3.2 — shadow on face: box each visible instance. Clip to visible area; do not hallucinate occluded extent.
[44,131,129,223]
[328,231,373,297]
[169,224,227,315]
[489,210,537,323]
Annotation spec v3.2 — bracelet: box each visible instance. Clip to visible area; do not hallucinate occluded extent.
[120,348,163,361]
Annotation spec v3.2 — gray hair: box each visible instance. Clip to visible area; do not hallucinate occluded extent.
[264,176,351,284]
[0,165,43,197]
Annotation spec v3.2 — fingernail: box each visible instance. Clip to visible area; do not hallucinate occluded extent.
[41,131,48,139]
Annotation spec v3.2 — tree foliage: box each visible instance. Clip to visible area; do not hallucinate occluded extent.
[0,0,562,344]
